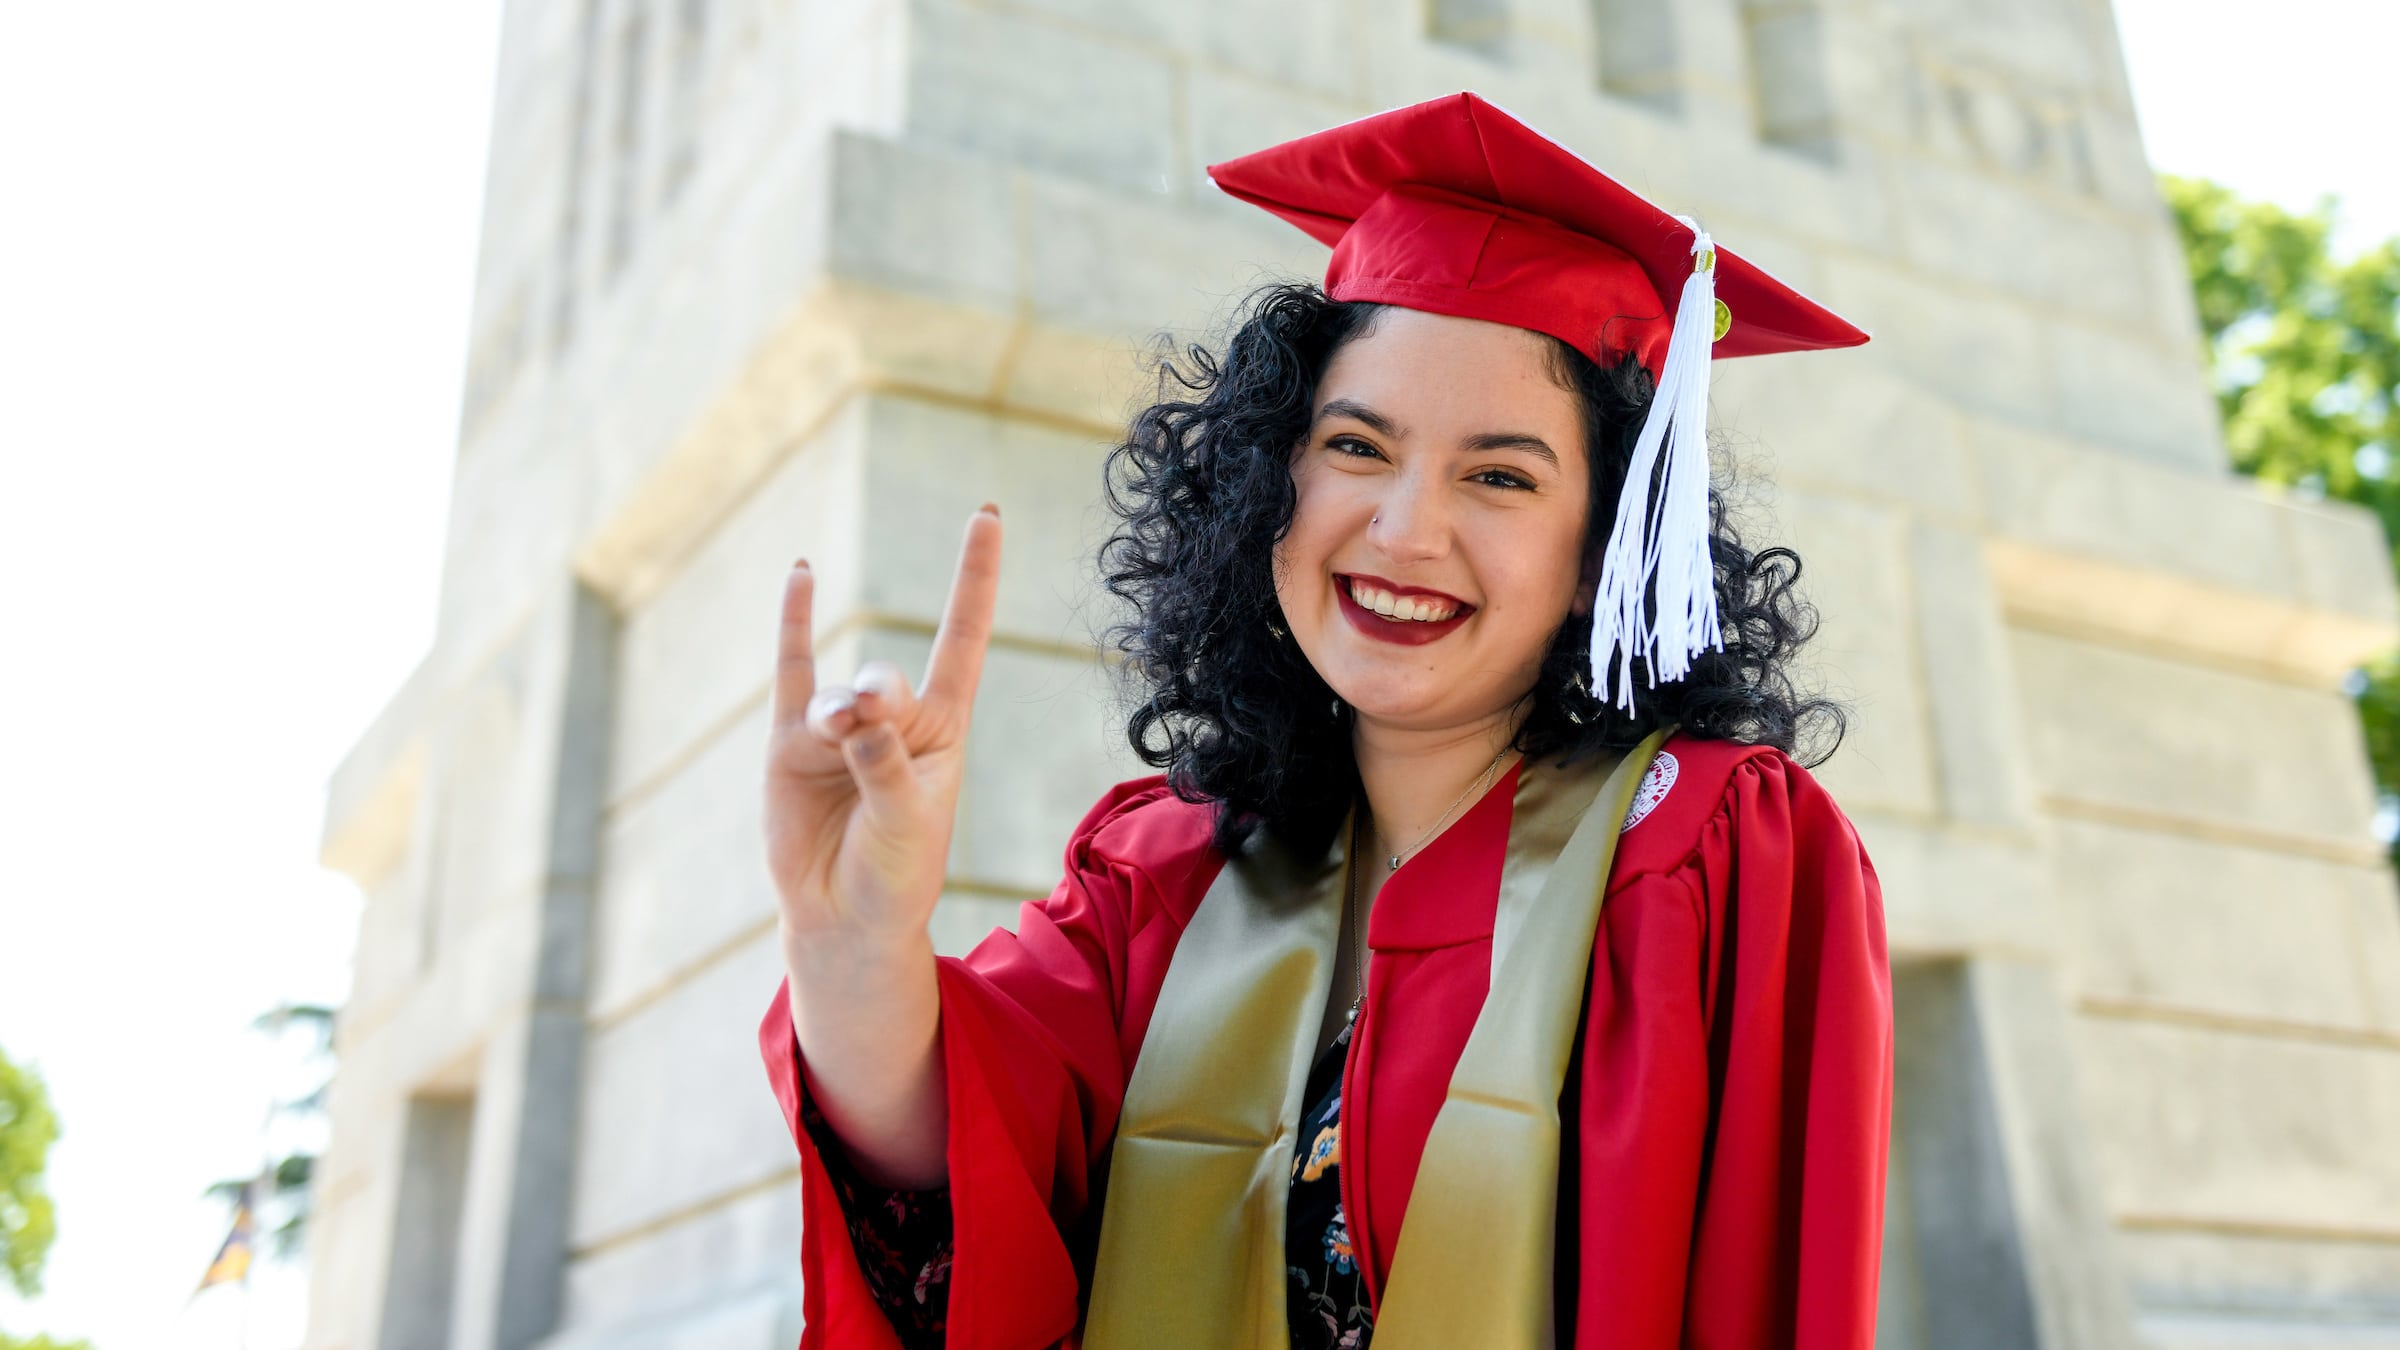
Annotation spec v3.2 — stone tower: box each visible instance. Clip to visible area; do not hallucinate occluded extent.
[309,0,2400,1345]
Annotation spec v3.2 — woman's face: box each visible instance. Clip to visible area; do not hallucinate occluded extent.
[1273,307,1594,734]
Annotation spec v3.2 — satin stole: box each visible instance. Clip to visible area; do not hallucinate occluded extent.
[1082,724,1675,1348]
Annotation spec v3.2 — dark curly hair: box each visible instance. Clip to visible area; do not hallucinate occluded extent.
[1093,280,1848,860]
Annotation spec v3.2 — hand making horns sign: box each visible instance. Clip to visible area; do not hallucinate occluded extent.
[766,503,1002,955]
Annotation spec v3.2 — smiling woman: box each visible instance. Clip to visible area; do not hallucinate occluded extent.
[757,91,1891,1350]
[1095,284,1849,864]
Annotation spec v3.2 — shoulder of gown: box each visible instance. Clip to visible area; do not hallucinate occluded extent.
[1603,729,1877,897]
[1052,772,1225,935]
[1559,727,1894,1350]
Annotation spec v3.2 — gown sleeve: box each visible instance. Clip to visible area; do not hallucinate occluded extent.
[1566,745,1894,1349]
[794,1088,954,1346]
[757,776,1192,1350]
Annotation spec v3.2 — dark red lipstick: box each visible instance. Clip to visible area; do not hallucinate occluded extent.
[1333,573,1475,646]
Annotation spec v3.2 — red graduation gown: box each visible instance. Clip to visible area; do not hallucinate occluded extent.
[758,730,1894,1347]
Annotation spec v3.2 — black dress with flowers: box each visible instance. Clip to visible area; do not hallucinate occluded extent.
[798,1015,1375,1347]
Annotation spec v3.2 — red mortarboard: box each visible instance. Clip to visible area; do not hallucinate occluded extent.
[1204,91,1871,716]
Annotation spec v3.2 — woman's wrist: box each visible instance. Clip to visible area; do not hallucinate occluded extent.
[780,919,935,989]
[783,925,942,1105]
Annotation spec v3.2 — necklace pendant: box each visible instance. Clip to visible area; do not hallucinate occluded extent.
[1387,854,1400,871]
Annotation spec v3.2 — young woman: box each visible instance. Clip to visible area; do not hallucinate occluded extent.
[758,93,1893,1349]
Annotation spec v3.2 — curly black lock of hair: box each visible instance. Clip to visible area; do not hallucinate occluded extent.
[1093,280,1848,861]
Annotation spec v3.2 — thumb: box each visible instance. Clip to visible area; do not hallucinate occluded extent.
[840,721,922,834]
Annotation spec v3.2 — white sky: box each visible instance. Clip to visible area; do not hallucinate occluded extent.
[0,4,2392,1348]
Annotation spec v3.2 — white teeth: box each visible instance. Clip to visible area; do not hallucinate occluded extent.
[1346,578,1458,622]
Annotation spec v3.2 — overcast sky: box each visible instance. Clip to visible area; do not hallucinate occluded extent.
[0,3,2392,1347]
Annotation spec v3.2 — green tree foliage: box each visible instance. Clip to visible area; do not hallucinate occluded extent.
[0,1048,59,1298]
[0,1045,92,1350]
[2163,174,2400,849]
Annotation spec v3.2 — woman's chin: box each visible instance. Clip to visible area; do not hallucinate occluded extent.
[1332,682,1470,728]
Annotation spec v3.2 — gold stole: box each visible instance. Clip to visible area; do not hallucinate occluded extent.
[1082,725,1675,1347]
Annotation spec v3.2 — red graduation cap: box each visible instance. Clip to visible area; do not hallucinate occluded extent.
[1205,91,1870,717]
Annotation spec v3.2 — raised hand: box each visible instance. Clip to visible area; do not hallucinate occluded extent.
[766,504,1002,958]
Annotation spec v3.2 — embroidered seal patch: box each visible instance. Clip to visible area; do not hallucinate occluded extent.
[1621,751,1678,832]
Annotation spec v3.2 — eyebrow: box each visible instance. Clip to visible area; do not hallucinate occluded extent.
[1313,398,1561,469]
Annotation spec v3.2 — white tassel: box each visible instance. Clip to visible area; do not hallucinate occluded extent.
[1587,215,1725,716]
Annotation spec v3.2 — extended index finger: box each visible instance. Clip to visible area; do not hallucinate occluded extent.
[769,559,816,730]
[918,505,1002,732]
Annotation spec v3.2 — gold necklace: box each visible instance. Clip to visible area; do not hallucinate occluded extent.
[1382,745,1513,870]
[1346,745,1514,1021]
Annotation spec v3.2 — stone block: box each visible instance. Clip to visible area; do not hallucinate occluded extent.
[2114,1228,2400,1343]
[1762,489,1940,817]
[2071,1016,2400,1235]
[979,0,1360,100]
[1023,169,1322,339]
[904,0,1180,197]
[557,1183,800,1338]
[433,445,584,699]
[1003,323,1161,432]
[538,1284,801,1350]
[1852,813,2058,960]
[2077,108,2174,220]
[569,284,863,617]
[1886,0,2108,95]
[2138,222,2209,356]
[837,284,1021,403]
[1815,255,2052,425]
[1708,349,1976,519]
[590,695,777,1026]
[1985,537,2392,693]
[2041,319,2226,471]
[609,398,869,807]
[347,856,433,1039]
[571,931,798,1250]
[1958,957,2148,1348]
[562,125,849,571]
[857,394,1119,646]
[300,1185,384,1350]
[361,888,553,1097]
[1910,522,2040,829]
[1882,155,2155,332]
[2357,885,2400,1039]
[2052,819,2394,1033]
[1744,4,1838,144]
[2279,493,2400,633]
[1971,418,2288,598]
[827,130,1020,315]
[2007,626,2382,850]
[322,660,433,880]
[1354,16,1606,157]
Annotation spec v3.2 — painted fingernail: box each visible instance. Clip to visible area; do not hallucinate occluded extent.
[979,502,1000,518]
[850,728,891,761]
[792,557,810,571]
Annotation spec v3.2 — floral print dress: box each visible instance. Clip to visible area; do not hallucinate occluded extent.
[799,1014,1374,1347]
